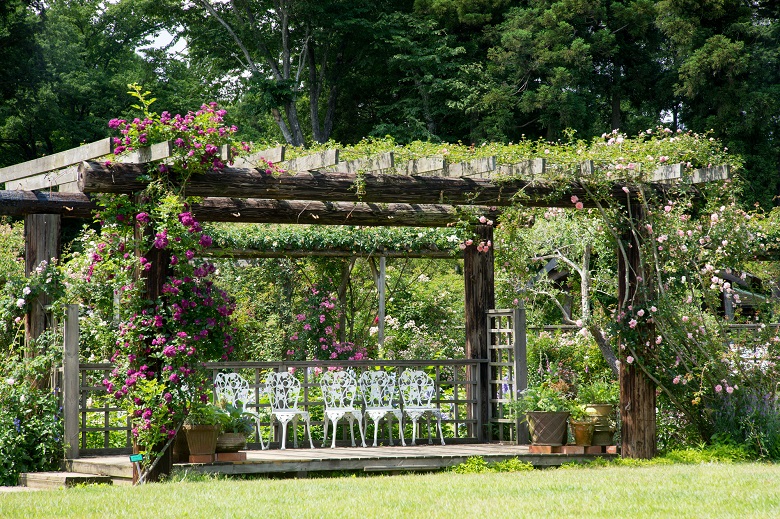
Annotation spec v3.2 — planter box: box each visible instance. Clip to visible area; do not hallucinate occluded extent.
[183,424,220,456]
[526,411,569,446]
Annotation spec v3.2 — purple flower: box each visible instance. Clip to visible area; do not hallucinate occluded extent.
[153,231,169,249]
[136,212,150,224]
[199,234,213,248]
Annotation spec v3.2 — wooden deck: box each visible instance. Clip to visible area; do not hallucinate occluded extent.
[63,443,617,482]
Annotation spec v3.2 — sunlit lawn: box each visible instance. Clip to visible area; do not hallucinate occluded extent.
[2,463,779,518]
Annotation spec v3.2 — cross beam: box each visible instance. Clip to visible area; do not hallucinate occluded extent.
[0,190,500,227]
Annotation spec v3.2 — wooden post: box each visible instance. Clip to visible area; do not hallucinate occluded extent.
[464,225,495,442]
[378,256,386,348]
[63,304,80,460]
[24,214,60,372]
[617,201,657,458]
[513,305,529,445]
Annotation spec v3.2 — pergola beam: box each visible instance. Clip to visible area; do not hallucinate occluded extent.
[78,161,625,207]
[0,191,501,227]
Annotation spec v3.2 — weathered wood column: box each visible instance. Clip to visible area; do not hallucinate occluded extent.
[63,304,80,460]
[464,224,495,442]
[617,200,657,458]
[24,213,61,369]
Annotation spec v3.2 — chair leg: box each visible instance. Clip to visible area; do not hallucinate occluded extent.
[372,417,380,447]
[411,418,418,446]
[348,415,356,447]
[280,419,289,450]
[293,416,299,448]
[355,413,366,448]
[305,417,314,449]
[394,412,406,447]
[386,416,393,446]
[330,417,338,449]
[322,414,329,448]
[437,414,445,445]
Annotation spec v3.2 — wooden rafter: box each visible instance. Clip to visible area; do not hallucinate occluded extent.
[0,190,500,227]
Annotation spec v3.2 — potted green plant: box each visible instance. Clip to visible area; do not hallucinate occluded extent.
[183,402,223,458]
[577,379,618,446]
[568,404,596,446]
[513,383,572,446]
[215,401,255,453]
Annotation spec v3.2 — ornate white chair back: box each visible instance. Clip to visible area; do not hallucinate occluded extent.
[214,372,252,410]
[266,371,301,411]
[399,370,435,408]
[358,370,397,408]
[320,370,358,409]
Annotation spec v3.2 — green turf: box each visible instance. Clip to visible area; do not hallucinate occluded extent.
[2,463,779,518]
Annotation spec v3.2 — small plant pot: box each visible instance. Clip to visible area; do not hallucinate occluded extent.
[216,432,247,453]
[569,420,595,446]
[183,424,220,456]
[526,411,569,446]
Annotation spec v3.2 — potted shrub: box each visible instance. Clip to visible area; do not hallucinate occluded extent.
[568,404,596,446]
[183,402,222,458]
[578,379,618,446]
[513,383,572,446]
[215,402,254,453]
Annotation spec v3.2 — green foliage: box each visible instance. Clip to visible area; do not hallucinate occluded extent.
[214,402,254,435]
[206,224,463,256]
[513,382,573,415]
[184,402,223,427]
[0,348,63,486]
[577,379,619,406]
[449,456,534,474]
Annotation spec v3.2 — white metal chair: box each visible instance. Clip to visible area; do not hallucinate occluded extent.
[265,371,314,450]
[399,370,445,446]
[213,372,267,450]
[358,370,405,447]
[320,370,366,448]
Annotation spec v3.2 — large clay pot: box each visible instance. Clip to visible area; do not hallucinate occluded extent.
[526,411,569,446]
[216,432,247,453]
[585,404,616,446]
[183,424,220,456]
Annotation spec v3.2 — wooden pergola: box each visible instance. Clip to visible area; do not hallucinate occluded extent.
[0,140,730,459]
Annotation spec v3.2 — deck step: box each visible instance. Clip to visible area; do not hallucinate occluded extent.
[19,472,113,489]
[64,456,134,480]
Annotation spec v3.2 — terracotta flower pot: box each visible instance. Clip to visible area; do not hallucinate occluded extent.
[569,420,595,446]
[526,411,569,446]
[183,424,220,456]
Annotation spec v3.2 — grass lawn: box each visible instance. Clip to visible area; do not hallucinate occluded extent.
[1,462,779,518]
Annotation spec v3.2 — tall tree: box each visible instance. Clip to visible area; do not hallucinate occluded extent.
[0,0,166,166]
[167,0,392,146]
[656,0,780,208]
[481,0,667,140]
